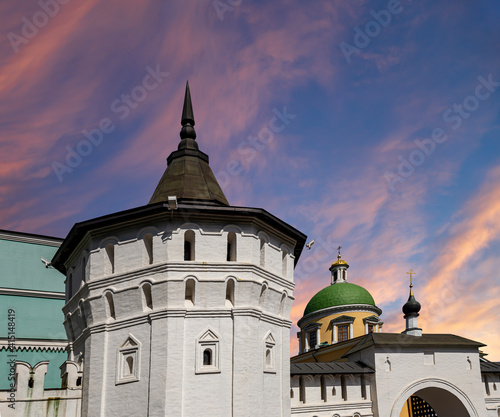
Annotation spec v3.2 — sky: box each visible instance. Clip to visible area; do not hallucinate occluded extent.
[1,0,500,358]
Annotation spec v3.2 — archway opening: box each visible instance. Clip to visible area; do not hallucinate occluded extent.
[398,387,472,417]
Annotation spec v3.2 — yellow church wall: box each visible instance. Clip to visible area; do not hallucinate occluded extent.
[301,310,379,347]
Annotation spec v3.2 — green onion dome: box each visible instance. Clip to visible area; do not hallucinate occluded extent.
[304,282,376,316]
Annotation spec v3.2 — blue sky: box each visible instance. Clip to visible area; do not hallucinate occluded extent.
[1,0,500,356]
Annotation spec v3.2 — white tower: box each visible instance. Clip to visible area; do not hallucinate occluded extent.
[52,82,306,417]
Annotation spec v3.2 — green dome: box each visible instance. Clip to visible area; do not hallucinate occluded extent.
[304,283,376,316]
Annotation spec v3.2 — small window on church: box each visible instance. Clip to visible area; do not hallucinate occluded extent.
[105,292,116,320]
[263,332,276,373]
[184,230,195,261]
[225,279,235,307]
[308,330,317,349]
[368,324,375,333]
[259,238,265,267]
[196,329,220,374]
[185,278,196,307]
[105,243,115,274]
[227,232,236,261]
[281,250,287,277]
[67,273,73,301]
[141,283,153,311]
[338,324,349,342]
[144,234,153,265]
[116,335,140,384]
[203,349,212,366]
[126,356,134,375]
[82,256,87,282]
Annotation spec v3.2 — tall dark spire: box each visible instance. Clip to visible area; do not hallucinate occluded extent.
[180,81,196,140]
[149,81,229,206]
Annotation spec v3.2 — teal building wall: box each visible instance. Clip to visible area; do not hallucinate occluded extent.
[0,230,67,389]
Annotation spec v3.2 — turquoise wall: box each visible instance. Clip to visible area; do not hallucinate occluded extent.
[0,235,68,390]
[0,295,66,339]
[0,238,64,292]
[0,347,67,389]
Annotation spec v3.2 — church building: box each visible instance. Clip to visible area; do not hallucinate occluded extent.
[1,83,500,417]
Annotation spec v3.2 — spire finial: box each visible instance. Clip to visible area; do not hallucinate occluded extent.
[180,80,196,140]
[337,245,342,262]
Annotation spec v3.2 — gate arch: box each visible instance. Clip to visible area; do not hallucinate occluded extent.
[391,378,479,417]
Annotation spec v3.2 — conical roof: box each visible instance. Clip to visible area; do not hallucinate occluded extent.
[149,81,229,206]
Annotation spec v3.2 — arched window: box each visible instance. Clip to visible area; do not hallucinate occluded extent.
[67,273,73,302]
[281,250,287,277]
[117,335,140,384]
[225,279,235,307]
[279,292,287,316]
[144,234,153,265]
[105,243,115,274]
[184,230,195,261]
[66,313,75,341]
[105,292,116,320]
[185,278,196,307]
[265,349,271,366]
[203,349,212,366]
[126,356,134,376]
[79,300,87,329]
[259,284,267,308]
[259,238,265,267]
[227,232,236,261]
[142,283,153,310]
[82,256,87,282]
[196,329,220,373]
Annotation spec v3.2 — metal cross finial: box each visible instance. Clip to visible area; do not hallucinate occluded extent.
[337,245,342,259]
[407,269,416,287]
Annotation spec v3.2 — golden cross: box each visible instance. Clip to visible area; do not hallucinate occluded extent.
[337,245,342,258]
[407,269,416,286]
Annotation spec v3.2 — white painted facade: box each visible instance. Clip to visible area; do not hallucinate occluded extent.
[60,214,297,417]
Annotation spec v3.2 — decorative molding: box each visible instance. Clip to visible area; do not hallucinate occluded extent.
[0,339,67,352]
[298,304,382,329]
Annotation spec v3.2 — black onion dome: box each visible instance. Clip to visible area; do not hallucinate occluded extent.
[402,294,421,316]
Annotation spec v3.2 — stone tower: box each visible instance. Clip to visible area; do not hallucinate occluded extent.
[52,82,306,417]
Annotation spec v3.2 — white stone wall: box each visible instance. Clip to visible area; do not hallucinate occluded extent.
[0,361,82,417]
[345,345,488,417]
[62,215,297,417]
[483,372,500,416]
[290,373,374,417]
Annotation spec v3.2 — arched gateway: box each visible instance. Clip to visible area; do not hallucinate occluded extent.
[392,378,479,417]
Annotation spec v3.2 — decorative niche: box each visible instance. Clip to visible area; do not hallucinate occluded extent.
[116,335,141,384]
[196,329,220,374]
